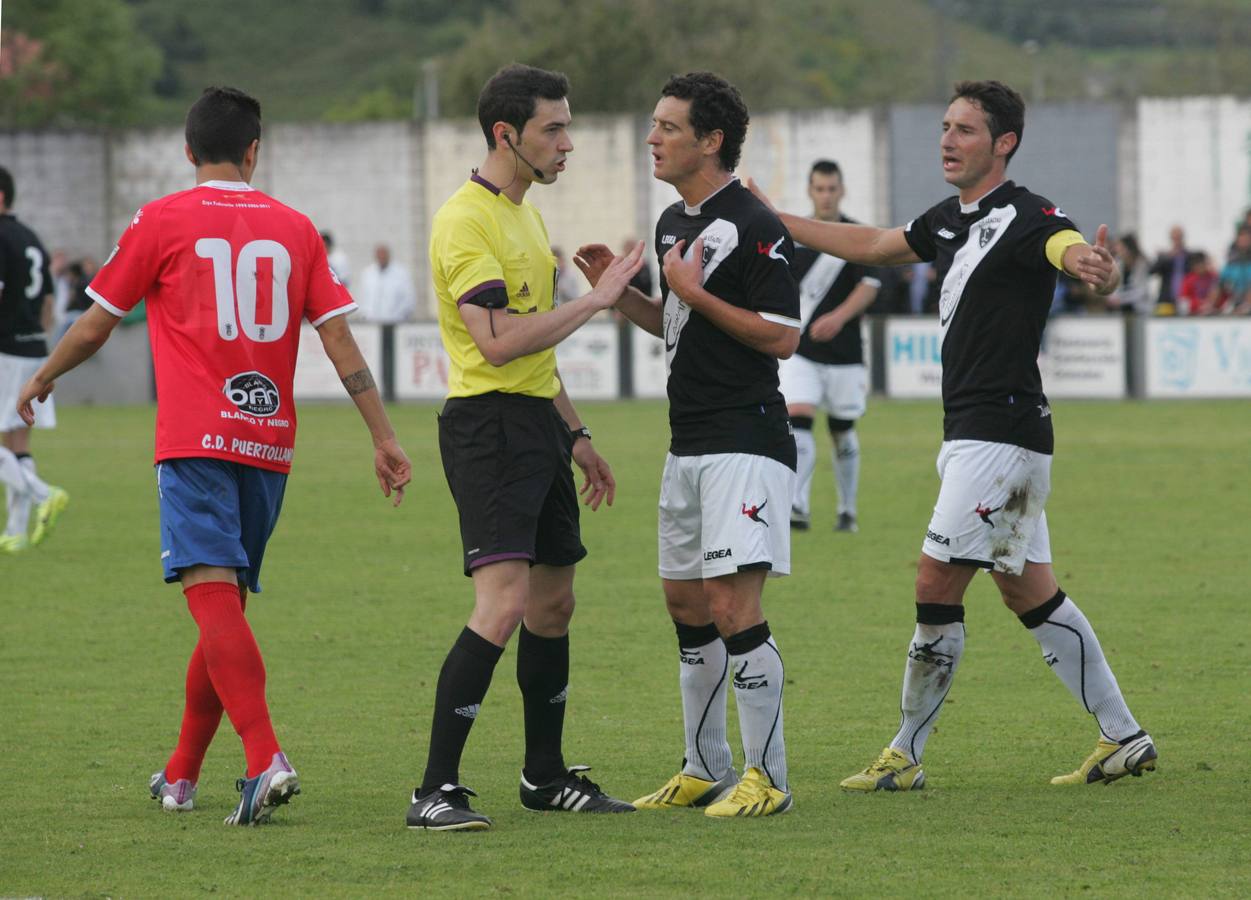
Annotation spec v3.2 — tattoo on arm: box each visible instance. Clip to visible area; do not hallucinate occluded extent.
[341,368,376,396]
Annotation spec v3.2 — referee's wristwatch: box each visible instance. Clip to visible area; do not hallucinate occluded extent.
[570,426,592,443]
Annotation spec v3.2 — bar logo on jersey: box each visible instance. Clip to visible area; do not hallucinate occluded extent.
[224,371,281,417]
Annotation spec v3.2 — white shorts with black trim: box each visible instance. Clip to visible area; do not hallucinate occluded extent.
[778,355,867,420]
[0,353,55,431]
[921,439,1052,576]
[658,452,794,580]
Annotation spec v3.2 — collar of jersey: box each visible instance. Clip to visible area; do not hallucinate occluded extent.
[200,180,254,192]
[683,175,739,216]
[958,180,1011,214]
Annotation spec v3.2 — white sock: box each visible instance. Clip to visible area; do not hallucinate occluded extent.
[18,455,50,504]
[832,428,860,516]
[675,623,732,781]
[8,458,36,535]
[890,607,965,764]
[791,424,815,518]
[728,624,787,791]
[1021,591,1141,741]
[0,449,30,536]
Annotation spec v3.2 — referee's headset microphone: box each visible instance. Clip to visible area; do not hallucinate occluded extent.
[503,132,545,180]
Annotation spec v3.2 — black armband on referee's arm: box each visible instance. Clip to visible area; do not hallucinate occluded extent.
[457,284,509,309]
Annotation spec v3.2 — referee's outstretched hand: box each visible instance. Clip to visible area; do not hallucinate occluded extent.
[572,438,615,512]
[586,240,645,309]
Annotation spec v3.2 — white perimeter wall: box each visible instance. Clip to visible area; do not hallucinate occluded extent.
[1137,97,1251,263]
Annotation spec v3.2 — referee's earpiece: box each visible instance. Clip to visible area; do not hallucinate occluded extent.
[502,131,545,181]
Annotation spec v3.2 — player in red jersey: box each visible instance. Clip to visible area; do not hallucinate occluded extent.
[17,87,412,825]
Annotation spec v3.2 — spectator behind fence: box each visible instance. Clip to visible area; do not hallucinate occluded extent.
[1215,227,1251,314]
[357,244,416,323]
[1179,254,1216,316]
[321,231,352,288]
[1109,233,1152,315]
[1150,225,1196,313]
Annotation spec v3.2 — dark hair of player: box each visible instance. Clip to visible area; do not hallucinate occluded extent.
[477,64,570,150]
[0,166,14,209]
[951,80,1025,163]
[661,72,750,172]
[185,86,263,166]
[809,159,842,180]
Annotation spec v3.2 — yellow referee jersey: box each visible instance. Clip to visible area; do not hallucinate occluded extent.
[430,174,561,399]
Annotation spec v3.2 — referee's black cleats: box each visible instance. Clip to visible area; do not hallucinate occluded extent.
[406,784,492,831]
[520,765,636,813]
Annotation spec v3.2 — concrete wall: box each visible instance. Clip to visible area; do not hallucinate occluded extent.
[1137,97,1251,263]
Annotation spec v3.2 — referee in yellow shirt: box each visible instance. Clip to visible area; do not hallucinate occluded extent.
[406,64,644,832]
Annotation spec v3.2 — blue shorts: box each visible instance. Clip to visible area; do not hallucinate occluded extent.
[156,458,287,593]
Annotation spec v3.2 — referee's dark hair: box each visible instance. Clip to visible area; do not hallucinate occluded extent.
[809,159,842,181]
[951,80,1025,163]
[662,72,750,172]
[185,87,262,166]
[478,64,570,150]
[0,166,14,209]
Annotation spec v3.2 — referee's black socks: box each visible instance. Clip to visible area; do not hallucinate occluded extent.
[516,624,569,785]
[419,626,502,797]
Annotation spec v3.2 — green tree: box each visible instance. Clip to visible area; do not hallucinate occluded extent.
[0,0,161,127]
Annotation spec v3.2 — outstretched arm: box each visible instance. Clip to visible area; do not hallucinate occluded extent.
[17,304,122,424]
[316,314,412,505]
[461,242,645,365]
[575,244,663,337]
[746,178,919,267]
[1059,224,1120,296]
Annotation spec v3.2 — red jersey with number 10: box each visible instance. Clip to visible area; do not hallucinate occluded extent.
[87,180,356,473]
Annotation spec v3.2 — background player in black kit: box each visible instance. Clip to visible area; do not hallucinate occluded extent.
[0,166,68,553]
[780,160,880,534]
[751,80,1157,791]
[578,72,801,818]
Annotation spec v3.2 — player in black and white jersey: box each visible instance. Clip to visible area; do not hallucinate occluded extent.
[576,73,800,817]
[0,166,68,554]
[752,81,1156,790]
[781,160,880,534]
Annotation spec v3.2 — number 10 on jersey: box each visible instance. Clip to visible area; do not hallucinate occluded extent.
[195,238,291,342]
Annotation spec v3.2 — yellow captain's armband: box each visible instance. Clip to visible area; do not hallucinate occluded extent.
[1045,229,1087,272]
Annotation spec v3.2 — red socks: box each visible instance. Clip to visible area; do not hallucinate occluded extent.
[163,641,224,783]
[179,582,281,778]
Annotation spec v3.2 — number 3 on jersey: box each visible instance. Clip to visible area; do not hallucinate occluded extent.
[195,237,291,342]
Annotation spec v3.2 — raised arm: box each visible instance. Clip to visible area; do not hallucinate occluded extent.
[575,243,663,337]
[316,314,412,505]
[461,242,644,365]
[746,177,919,267]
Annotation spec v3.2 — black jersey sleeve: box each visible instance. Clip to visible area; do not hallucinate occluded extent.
[741,213,800,322]
[1012,196,1081,270]
[902,202,943,263]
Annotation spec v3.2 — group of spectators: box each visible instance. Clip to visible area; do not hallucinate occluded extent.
[52,215,1251,331]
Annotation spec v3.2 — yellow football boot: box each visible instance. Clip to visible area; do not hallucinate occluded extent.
[1051,731,1157,785]
[703,767,792,818]
[840,747,925,792]
[633,769,738,809]
[31,487,69,546]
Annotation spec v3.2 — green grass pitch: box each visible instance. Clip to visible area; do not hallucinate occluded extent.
[2,398,1248,897]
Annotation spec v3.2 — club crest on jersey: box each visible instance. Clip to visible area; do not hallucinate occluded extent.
[224,371,281,417]
[978,224,998,248]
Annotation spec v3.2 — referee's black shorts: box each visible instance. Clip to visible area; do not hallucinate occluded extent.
[438,391,586,577]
